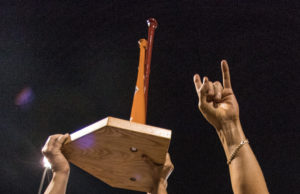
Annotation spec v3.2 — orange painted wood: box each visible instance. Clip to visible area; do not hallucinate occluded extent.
[130,39,147,123]
[62,117,172,192]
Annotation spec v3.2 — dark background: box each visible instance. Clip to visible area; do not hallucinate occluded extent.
[1,1,299,193]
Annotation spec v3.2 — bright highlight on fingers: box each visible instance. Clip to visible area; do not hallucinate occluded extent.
[43,157,51,169]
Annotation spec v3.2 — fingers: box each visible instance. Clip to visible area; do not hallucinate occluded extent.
[206,79,214,102]
[142,154,156,168]
[195,59,230,105]
[194,74,215,102]
[192,76,212,105]
[42,134,60,154]
[221,60,232,89]
[194,74,210,105]
[195,75,224,104]
[213,81,223,102]
[45,134,61,145]
[201,76,209,97]
[142,153,174,181]
[203,79,224,103]
[165,153,172,166]
[199,77,213,103]
[42,134,68,157]
[54,133,70,148]
[193,74,202,98]
[163,153,174,180]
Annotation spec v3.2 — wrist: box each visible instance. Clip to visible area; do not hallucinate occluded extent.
[53,171,69,177]
[52,170,70,183]
[52,166,70,175]
[216,119,246,159]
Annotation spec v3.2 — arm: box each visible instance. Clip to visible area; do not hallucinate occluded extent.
[193,60,269,194]
[146,153,174,194]
[42,134,70,194]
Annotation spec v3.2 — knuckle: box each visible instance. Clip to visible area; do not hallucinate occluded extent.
[214,81,221,85]
[199,103,206,110]
[200,87,208,95]
[42,149,50,156]
[213,81,222,89]
[42,146,53,156]
[215,92,221,98]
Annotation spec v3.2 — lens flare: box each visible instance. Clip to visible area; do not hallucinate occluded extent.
[15,87,34,106]
[43,157,51,169]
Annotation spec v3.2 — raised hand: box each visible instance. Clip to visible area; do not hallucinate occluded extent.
[193,60,240,130]
[42,134,70,194]
[42,134,70,173]
[193,60,269,194]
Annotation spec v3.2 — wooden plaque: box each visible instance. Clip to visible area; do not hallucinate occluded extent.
[62,117,172,192]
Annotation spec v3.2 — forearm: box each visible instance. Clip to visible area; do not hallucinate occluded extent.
[217,120,269,194]
[44,171,70,194]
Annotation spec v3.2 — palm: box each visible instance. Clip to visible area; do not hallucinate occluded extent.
[51,151,70,172]
[200,88,239,129]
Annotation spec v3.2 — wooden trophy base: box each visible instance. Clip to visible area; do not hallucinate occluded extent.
[62,117,172,192]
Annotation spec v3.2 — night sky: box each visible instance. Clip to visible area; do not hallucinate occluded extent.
[1,1,299,194]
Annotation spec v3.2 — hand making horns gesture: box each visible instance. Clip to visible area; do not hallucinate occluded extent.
[193,60,240,130]
[193,60,269,194]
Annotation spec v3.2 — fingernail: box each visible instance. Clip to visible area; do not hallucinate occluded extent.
[193,75,198,82]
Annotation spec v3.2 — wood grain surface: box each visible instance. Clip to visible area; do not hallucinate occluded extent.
[62,117,172,192]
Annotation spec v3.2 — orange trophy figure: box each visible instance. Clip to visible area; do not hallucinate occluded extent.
[131,18,158,123]
[130,39,148,124]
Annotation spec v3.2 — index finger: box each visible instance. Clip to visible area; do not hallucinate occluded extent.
[56,134,70,145]
[221,60,232,89]
[45,134,61,146]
